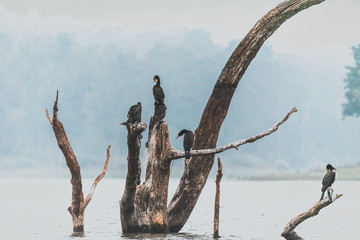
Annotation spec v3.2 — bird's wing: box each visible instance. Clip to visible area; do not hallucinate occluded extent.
[153,86,165,99]
[322,171,336,190]
[183,131,194,150]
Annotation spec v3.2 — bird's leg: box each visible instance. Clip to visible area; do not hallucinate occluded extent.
[327,187,333,202]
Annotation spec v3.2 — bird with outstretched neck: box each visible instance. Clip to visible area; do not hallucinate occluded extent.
[152,75,166,129]
[320,164,336,201]
[120,102,141,125]
[176,129,194,159]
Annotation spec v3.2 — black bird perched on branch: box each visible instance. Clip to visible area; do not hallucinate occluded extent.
[121,102,142,125]
[320,164,336,201]
[176,129,194,159]
[152,75,166,129]
[153,75,165,104]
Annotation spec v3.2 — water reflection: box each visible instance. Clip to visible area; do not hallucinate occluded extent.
[121,232,211,239]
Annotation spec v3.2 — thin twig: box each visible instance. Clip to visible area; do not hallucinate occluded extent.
[45,108,53,126]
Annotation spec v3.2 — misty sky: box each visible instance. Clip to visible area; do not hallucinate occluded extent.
[0,0,359,63]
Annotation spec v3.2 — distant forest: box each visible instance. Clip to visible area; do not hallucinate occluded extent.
[1,24,359,177]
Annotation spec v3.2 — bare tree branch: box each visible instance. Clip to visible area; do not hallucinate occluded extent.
[281,193,343,240]
[167,107,297,161]
[85,145,111,208]
[168,0,326,232]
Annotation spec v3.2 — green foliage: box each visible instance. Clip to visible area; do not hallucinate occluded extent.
[342,45,360,118]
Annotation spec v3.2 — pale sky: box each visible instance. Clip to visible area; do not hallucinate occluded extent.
[0,0,359,61]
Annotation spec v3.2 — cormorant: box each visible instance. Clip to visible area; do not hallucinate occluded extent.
[176,129,194,159]
[121,102,141,125]
[153,75,165,104]
[154,102,166,121]
[320,164,336,200]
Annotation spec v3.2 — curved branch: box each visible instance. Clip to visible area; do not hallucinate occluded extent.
[281,193,343,240]
[168,0,326,231]
[167,107,297,161]
[85,145,111,208]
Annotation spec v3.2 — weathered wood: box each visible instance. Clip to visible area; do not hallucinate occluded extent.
[213,158,223,238]
[120,121,147,232]
[85,145,111,208]
[281,193,343,240]
[121,121,173,233]
[120,106,296,233]
[167,0,326,232]
[46,91,111,233]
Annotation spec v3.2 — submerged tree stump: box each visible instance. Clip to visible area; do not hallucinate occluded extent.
[46,91,111,233]
[120,117,174,233]
[213,158,223,238]
[120,105,297,233]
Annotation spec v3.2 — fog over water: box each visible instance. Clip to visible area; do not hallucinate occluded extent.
[0,0,360,177]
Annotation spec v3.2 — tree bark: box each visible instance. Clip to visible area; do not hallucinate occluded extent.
[281,193,343,240]
[120,106,296,232]
[120,120,147,232]
[120,118,173,233]
[46,91,111,233]
[167,0,326,232]
[213,158,223,238]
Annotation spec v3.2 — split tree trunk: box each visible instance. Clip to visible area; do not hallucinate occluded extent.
[167,0,326,232]
[120,105,296,233]
[46,91,111,233]
[120,117,174,233]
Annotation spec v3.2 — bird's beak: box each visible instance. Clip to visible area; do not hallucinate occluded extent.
[176,136,179,139]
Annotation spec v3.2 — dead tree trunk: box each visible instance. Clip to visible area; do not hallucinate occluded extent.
[213,157,223,238]
[120,0,327,234]
[46,91,111,233]
[167,0,326,232]
[281,193,343,240]
[120,105,296,233]
[120,116,174,233]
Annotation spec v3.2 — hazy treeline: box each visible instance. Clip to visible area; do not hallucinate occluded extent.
[0,15,359,177]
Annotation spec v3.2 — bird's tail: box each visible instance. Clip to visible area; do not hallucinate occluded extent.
[320,191,325,201]
[185,150,190,159]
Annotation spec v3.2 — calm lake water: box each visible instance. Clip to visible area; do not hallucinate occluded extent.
[1,179,358,240]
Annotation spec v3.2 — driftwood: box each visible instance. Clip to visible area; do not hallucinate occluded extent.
[120,107,296,233]
[166,0,326,232]
[281,192,343,240]
[213,158,223,238]
[46,91,111,233]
